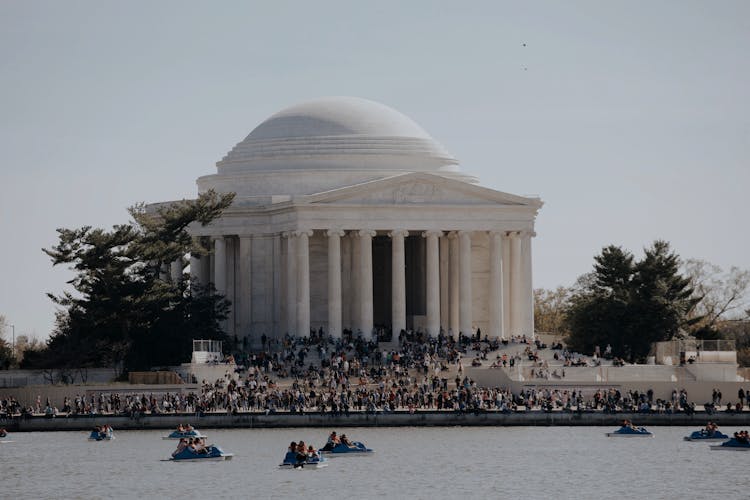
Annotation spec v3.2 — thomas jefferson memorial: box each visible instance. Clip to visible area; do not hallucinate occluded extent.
[180,97,542,344]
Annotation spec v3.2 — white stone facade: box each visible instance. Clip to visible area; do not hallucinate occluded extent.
[177,97,542,344]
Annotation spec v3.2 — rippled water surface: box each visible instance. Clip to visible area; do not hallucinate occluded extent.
[2,426,747,499]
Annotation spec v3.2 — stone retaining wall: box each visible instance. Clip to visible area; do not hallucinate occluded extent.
[5,410,750,432]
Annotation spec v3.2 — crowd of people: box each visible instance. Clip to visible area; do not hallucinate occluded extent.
[2,334,750,419]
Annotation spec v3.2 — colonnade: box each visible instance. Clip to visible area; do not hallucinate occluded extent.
[189,229,535,342]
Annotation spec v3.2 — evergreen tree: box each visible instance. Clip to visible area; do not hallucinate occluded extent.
[25,190,234,374]
[629,240,700,358]
[566,246,635,358]
[565,241,697,362]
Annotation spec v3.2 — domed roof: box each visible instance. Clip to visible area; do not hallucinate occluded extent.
[216,97,460,174]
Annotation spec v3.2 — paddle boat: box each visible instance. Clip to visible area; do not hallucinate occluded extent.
[710,433,750,451]
[88,425,115,441]
[606,423,653,437]
[162,428,207,440]
[169,444,233,461]
[319,431,373,455]
[684,429,730,442]
[279,451,329,469]
[320,441,374,455]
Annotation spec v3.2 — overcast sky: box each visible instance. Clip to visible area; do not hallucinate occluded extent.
[1,0,748,340]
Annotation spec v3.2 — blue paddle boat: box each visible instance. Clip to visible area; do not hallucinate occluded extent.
[710,438,750,451]
[606,425,653,437]
[320,441,374,455]
[88,426,115,441]
[162,429,207,440]
[279,451,329,469]
[684,429,730,441]
[169,444,233,461]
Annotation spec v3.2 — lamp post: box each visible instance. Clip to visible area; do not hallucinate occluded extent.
[10,324,14,358]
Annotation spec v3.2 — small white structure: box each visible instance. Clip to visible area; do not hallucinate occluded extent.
[180,339,237,385]
[190,339,223,364]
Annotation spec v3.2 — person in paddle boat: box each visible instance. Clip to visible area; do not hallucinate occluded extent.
[297,441,307,455]
[307,444,317,457]
[734,431,749,444]
[176,424,185,433]
[195,437,210,454]
[704,422,719,436]
[321,431,340,451]
[185,424,194,431]
[172,438,188,457]
[340,433,355,448]
[328,431,340,446]
[187,438,201,454]
[295,441,309,464]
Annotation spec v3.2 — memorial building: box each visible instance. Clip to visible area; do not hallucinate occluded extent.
[176,97,542,344]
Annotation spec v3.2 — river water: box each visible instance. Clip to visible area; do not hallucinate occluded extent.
[2,426,747,499]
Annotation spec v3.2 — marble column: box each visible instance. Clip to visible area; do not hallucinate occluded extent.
[170,259,182,284]
[200,238,211,288]
[389,229,408,337]
[439,235,449,332]
[502,233,511,337]
[351,232,361,332]
[284,232,297,335]
[213,236,227,333]
[159,263,169,282]
[225,237,236,336]
[272,234,282,339]
[489,231,504,339]
[189,252,202,295]
[296,230,312,338]
[238,235,253,339]
[509,231,522,336]
[327,229,345,339]
[341,233,352,330]
[358,229,376,336]
[458,231,473,337]
[213,236,226,296]
[448,231,459,339]
[424,230,442,337]
[521,231,535,339]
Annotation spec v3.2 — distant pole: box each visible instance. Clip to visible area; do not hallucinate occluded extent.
[11,324,15,357]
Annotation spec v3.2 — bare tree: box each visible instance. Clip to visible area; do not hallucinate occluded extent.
[683,259,750,332]
[534,286,573,335]
[0,315,14,369]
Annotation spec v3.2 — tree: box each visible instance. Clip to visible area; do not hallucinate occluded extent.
[722,319,750,367]
[566,246,636,357]
[26,190,235,374]
[0,314,15,369]
[565,241,697,362]
[682,259,750,337]
[534,286,573,335]
[628,240,700,357]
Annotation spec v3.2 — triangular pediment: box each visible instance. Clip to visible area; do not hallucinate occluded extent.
[304,173,539,207]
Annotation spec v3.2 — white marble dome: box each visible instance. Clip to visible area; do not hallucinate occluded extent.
[199,97,476,199]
